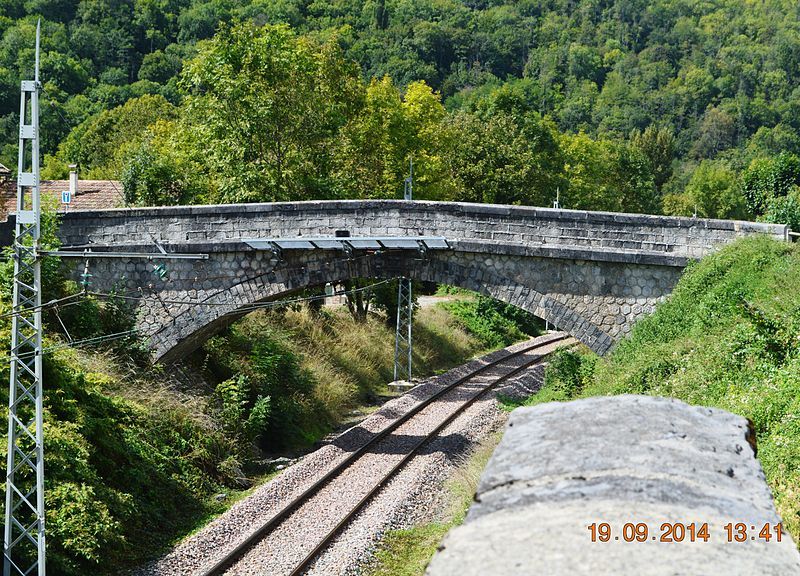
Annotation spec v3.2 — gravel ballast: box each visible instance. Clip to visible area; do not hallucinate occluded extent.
[134,333,565,576]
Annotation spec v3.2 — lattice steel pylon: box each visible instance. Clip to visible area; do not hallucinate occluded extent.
[394,159,414,383]
[393,277,413,382]
[4,21,45,576]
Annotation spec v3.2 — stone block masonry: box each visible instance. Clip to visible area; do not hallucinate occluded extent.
[54,201,787,363]
[425,395,800,576]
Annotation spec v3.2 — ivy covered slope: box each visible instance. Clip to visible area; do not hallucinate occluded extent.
[526,236,800,544]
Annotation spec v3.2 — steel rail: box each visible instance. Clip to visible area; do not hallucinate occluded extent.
[287,337,573,576]
[201,333,571,576]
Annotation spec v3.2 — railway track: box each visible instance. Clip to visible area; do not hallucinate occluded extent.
[198,333,574,576]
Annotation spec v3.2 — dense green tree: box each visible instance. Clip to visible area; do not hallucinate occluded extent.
[180,22,363,202]
[177,0,231,43]
[630,125,675,190]
[762,191,800,231]
[742,153,800,216]
[137,48,181,83]
[0,0,797,197]
[331,76,446,200]
[662,160,746,219]
[561,132,658,213]
[745,125,800,160]
[691,106,736,159]
[442,110,565,206]
[45,93,177,178]
[121,121,200,206]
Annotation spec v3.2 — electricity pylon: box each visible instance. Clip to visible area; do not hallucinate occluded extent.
[393,277,412,382]
[4,21,46,576]
[394,159,414,383]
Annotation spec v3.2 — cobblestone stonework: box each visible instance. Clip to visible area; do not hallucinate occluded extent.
[56,200,788,363]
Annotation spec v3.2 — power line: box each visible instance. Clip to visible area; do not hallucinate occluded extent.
[0,277,400,364]
[88,276,396,311]
[0,291,84,320]
[0,247,385,322]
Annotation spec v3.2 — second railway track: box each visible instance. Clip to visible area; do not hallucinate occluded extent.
[148,333,574,576]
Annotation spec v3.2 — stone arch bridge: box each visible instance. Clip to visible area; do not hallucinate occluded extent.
[54,201,787,364]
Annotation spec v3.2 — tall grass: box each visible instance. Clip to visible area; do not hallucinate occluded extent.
[204,304,488,445]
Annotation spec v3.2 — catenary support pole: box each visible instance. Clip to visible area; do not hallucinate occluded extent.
[4,21,46,576]
[393,277,413,382]
[393,159,414,383]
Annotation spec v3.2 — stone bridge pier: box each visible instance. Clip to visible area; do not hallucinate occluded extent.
[54,201,787,363]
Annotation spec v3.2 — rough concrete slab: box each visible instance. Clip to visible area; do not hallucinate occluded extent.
[426,395,800,576]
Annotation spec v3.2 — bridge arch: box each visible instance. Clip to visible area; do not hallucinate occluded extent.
[55,200,787,363]
[141,250,623,364]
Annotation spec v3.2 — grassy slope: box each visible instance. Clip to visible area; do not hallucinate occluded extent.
[202,304,489,441]
[516,236,800,543]
[273,304,488,397]
[68,302,488,574]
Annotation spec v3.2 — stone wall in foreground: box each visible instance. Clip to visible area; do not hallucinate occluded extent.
[426,395,800,576]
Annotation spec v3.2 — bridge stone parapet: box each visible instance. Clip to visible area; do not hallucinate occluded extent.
[55,201,787,363]
[58,200,787,259]
[425,396,800,575]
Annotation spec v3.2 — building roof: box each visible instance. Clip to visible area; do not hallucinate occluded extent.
[0,179,125,219]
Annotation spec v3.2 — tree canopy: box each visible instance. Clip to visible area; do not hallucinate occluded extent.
[0,0,795,221]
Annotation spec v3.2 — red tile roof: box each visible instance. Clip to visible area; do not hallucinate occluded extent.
[1,179,125,219]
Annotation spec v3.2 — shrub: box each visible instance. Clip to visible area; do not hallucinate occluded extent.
[443,294,542,349]
[543,348,597,398]
[742,153,800,215]
[204,325,330,451]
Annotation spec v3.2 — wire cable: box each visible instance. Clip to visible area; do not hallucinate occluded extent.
[88,277,395,310]
[0,239,410,359]
[0,247,383,321]
[97,249,383,299]
[3,276,402,363]
[0,291,85,320]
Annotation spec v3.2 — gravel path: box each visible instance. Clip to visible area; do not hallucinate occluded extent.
[134,333,567,576]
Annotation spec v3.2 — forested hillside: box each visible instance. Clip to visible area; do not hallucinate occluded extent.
[0,0,798,222]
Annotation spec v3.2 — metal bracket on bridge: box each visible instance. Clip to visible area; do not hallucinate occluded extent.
[415,239,429,260]
[244,236,449,259]
[266,241,286,267]
[39,249,209,260]
[340,241,354,259]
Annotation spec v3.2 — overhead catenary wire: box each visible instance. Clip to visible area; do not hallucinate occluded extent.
[55,246,386,301]
[2,276,403,363]
[88,276,396,310]
[0,291,85,320]
[0,236,415,359]
[0,247,387,322]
